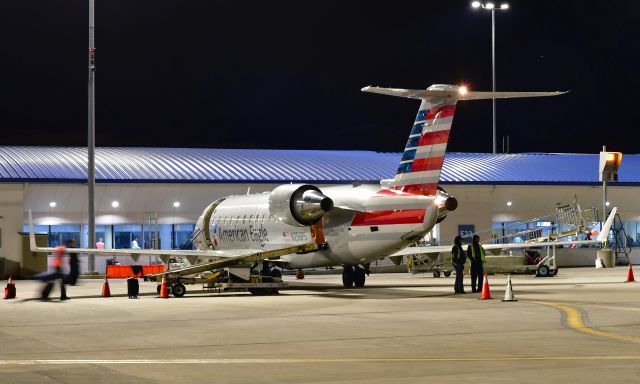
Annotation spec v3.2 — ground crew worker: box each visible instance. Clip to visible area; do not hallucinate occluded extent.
[451,236,466,294]
[65,239,79,286]
[41,244,68,300]
[467,235,486,293]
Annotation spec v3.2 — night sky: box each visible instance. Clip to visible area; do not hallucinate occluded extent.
[1,1,638,154]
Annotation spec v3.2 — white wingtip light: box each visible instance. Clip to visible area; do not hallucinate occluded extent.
[597,207,617,243]
[458,86,468,96]
[28,210,38,252]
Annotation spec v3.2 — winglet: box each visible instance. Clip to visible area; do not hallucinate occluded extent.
[597,207,617,242]
[28,210,38,252]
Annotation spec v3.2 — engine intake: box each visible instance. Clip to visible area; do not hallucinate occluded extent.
[269,184,334,226]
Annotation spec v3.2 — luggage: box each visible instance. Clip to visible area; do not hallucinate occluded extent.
[127,277,139,299]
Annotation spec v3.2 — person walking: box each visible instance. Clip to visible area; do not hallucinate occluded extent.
[467,235,486,293]
[451,236,467,294]
[65,239,79,286]
[41,243,69,300]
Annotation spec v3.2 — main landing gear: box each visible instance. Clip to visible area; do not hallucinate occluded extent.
[342,265,369,288]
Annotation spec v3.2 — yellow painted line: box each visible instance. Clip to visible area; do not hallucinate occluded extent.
[527,301,640,342]
[2,356,640,365]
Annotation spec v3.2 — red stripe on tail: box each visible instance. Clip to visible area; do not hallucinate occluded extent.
[410,156,445,172]
[426,105,456,120]
[419,130,450,146]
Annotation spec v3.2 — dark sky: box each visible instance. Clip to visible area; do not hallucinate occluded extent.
[1,1,638,154]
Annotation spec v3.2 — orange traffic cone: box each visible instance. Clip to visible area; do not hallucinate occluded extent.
[159,275,169,298]
[626,262,635,283]
[480,273,492,300]
[4,276,16,299]
[296,268,305,280]
[101,277,111,297]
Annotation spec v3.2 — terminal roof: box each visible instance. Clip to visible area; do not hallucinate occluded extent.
[0,147,638,185]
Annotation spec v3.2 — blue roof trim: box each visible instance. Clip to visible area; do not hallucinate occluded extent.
[0,147,639,185]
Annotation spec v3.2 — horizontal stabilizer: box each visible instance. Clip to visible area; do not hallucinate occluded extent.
[362,85,567,101]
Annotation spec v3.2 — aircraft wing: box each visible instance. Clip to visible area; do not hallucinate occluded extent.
[391,207,617,257]
[146,243,318,279]
[28,210,317,262]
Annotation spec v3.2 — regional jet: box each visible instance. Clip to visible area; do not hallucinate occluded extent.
[29,84,617,295]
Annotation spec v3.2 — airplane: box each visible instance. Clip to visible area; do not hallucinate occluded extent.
[28,84,618,296]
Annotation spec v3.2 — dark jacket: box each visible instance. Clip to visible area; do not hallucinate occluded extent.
[451,244,466,267]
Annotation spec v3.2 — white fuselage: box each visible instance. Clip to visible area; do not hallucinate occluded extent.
[206,184,438,268]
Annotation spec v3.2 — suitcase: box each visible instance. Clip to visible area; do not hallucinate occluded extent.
[127,277,139,299]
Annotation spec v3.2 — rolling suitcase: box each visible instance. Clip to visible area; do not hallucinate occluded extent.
[127,277,139,299]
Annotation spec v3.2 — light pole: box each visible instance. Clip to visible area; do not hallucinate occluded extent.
[88,0,97,272]
[471,1,509,154]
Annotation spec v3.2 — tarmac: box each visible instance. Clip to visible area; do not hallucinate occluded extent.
[1,267,640,383]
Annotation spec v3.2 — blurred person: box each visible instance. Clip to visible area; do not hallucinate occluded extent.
[41,243,69,300]
[96,237,105,249]
[64,239,79,286]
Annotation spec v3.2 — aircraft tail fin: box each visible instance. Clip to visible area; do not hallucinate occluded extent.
[363,84,566,196]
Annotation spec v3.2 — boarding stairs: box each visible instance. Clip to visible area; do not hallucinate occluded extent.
[409,200,599,276]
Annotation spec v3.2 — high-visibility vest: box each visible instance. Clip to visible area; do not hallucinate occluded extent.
[471,244,485,263]
[51,246,65,268]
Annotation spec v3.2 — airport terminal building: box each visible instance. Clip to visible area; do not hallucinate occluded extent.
[1,146,639,275]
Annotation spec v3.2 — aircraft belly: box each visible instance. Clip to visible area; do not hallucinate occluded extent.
[347,223,419,263]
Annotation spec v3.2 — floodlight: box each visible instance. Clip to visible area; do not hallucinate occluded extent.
[471,1,481,8]
[599,151,622,182]
[500,3,509,9]
[485,2,495,9]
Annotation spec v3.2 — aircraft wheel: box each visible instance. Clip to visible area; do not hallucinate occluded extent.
[156,284,161,294]
[353,267,366,287]
[342,265,354,287]
[172,283,187,297]
[433,270,441,278]
[444,271,452,278]
[536,265,550,277]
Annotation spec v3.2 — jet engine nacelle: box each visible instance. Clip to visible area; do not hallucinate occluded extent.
[269,184,334,227]
[435,187,458,224]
